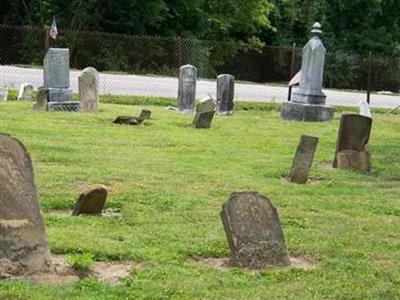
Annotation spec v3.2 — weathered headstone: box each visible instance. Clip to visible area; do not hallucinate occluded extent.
[79,67,99,112]
[281,23,334,122]
[0,133,51,271]
[192,97,216,129]
[217,74,234,115]
[178,65,197,113]
[139,109,152,120]
[333,114,372,171]
[17,84,34,101]
[43,48,79,111]
[221,192,291,269]
[289,135,319,184]
[0,87,8,101]
[34,87,48,111]
[72,185,108,216]
[113,116,144,125]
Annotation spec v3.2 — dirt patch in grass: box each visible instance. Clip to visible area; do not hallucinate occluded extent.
[46,208,121,218]
[196,256,316,271]
[1,255,142,285]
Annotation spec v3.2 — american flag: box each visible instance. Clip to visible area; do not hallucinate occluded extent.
[49,16,58,40]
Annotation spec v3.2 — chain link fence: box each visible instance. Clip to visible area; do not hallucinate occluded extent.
[0,23,400,104]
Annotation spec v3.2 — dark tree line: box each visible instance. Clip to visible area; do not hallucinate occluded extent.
[1,0,400,54]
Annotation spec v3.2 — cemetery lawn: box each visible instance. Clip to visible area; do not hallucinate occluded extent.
[1,101,400,299]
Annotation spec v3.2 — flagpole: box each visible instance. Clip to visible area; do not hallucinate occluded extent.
[44,27,50,53]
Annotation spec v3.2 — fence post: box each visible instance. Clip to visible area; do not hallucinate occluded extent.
[175,37,183,75]
[288,43,296,101]
[367,51,372,104]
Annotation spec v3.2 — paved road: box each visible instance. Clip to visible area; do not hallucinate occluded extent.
[1,65,400,109]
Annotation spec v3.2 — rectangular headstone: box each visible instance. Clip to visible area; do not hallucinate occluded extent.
[217,74,234,115]
[333,114,372,171]
[289,135,319,184]
[178,65,197,113]
[221,192,291,269]
[43,48,70,88]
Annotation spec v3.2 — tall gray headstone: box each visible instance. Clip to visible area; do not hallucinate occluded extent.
[43,48,79,111]
[0,87,8,101]
[221,192,291,269]
[18,83,34,101]
[217,74,234,115]
[0,133,51,272]
[289,135,319,184]
[178,65,197,113]
[79,67,99,112]
[281,23,334,122]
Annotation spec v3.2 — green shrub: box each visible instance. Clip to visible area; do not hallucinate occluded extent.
[66,253,95,272]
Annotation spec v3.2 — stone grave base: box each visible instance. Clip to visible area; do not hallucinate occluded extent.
[281,101,334,122]
[48,88,72,102]
[48,102,81,112]
[336,150,371,172]
[196,255,316,271]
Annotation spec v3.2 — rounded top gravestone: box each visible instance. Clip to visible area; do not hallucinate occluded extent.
[79,67,99,113]
[0,133,50,272]
[221,192,291,269]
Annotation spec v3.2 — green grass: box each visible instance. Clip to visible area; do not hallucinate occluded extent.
[0,102,399,299]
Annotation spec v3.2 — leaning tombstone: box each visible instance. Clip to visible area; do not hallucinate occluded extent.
[178,65,197,113]
[43,48,80,111]
[0,133,51,272]
[217,74,234,115]
[139,109,152,120]
[79,67,99,112]
[281,23,334,122]
[289,135,319,184]
[221,192,291,269]
[18,83,34,101]
[34,86,48,111]
[192,96,216,129]
[72,185,108,216]
[333,114,372,171]
[0,86,8,101]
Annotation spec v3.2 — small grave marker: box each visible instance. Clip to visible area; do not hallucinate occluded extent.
[289,135,319,184]
[72,185,108,216]
[221,192,291,269]
[192,97,216,129]
[18,84,34,101]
